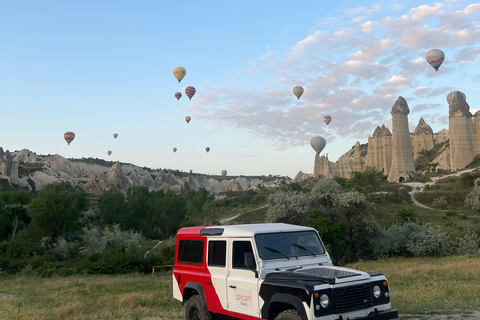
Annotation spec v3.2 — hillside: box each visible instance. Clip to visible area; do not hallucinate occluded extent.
[0,148,290,195]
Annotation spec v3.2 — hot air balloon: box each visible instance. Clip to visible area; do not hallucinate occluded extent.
[175,92,182,100]
[107,150,112,156]
[293,86,304,99]
[221,170,227,176]
[173,147,177,153]
[185,116,191,123]
[185,86,196,100]
[323,115,332,125]
[426,49,445,71]
[310,136,326,155]
[446,91,466,104]
[64,131,75,145]
[173,67,186,83]
[205,147,210,153]
[113,133,118,139]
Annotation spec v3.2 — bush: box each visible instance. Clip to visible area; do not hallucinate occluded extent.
[381,221,452,257]
[433,196,448,209]
[456,230,480,255]
[395,208,417,223]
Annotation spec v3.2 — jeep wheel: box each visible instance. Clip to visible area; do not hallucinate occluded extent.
[185,295,212,320]
[275,309,301,320]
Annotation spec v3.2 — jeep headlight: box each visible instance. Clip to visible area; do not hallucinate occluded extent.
[320,294,330,308]
[373,285,381,298]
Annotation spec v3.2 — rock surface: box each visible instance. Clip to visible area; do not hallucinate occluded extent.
[0,149,289,195]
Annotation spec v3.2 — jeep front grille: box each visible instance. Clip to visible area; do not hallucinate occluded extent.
[333,283,373,313]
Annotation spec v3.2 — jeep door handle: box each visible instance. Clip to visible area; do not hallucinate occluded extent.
[229,285,237,289]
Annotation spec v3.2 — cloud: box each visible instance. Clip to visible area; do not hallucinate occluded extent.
[192,1,480,158]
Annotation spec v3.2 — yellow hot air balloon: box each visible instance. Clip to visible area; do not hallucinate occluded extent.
[173,67,186,83]
[293,86,304,99]
[185,116,191,123]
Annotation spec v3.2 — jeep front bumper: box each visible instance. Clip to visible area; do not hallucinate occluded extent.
[341,309,398,320]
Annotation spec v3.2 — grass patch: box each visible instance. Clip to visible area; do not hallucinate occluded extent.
[347,255,480,315]
[0,273,183,320]
[1,257,479,319]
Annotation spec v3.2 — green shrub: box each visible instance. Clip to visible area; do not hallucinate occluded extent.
[433,196,448,209]
[395,208,417,223]
[455,230,480,255]
[381,221,452,257]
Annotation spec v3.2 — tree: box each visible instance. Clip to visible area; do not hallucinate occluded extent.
[152,190,187,239]
[309,177,343,215]
[98,188,126,226]
[265,191,310,224]
[332,191,377,263]
[0,190,31,241]
[347,166,386,190]
[124,186,154,237]
[28,182,88,239]
[185,187,215,225]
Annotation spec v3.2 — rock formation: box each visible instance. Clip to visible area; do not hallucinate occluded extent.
[353,141,363,172]
[0,149,284,196]
[387,97,416,182]
[412,117,434,159]
[365,125,392,174]
[449,91,475,170]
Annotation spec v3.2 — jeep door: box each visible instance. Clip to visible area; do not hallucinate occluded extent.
[226,239,261,318]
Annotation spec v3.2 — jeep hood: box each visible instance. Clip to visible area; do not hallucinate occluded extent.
[264,266,372,285]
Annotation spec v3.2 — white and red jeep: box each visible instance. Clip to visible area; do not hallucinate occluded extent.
[173,223,398,320]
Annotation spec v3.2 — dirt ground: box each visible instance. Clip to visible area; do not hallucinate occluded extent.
[400,311,480,319]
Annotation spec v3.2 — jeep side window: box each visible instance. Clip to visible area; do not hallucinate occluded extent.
[208,240,226,267]
[232,241,256,269]
[178,239,204,264]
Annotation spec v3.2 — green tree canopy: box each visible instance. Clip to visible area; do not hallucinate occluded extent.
[265,191,311,225]
[28,182,88,239]
[98,188,126,226]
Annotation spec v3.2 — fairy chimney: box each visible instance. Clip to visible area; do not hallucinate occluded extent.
[387,97,416,182]
[449,92,475,170]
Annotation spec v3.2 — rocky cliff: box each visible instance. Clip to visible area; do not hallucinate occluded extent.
[0,149,289,195]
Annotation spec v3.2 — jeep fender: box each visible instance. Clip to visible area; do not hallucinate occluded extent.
[265,293,308,320]
[183,281,207,307]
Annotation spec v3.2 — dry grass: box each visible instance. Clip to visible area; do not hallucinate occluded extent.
[0,272,183,320]
[347,255,480,316]
[1,256,479,319]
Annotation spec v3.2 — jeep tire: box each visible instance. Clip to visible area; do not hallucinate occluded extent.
[275,309,301,320]
[185,295,212,320]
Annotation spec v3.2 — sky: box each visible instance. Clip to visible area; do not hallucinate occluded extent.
[1,1,480,178]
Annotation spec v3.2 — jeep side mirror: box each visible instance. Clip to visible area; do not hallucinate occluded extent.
[244,252,255,269]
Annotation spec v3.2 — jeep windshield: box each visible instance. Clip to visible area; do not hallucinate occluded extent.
[255,230,326,260]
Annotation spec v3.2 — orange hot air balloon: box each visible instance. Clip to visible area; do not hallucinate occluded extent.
[64,131,75,145]
[185,86,196,100]
[113,133,118,139]
[173,67,186,83]
[185,116,191,123]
